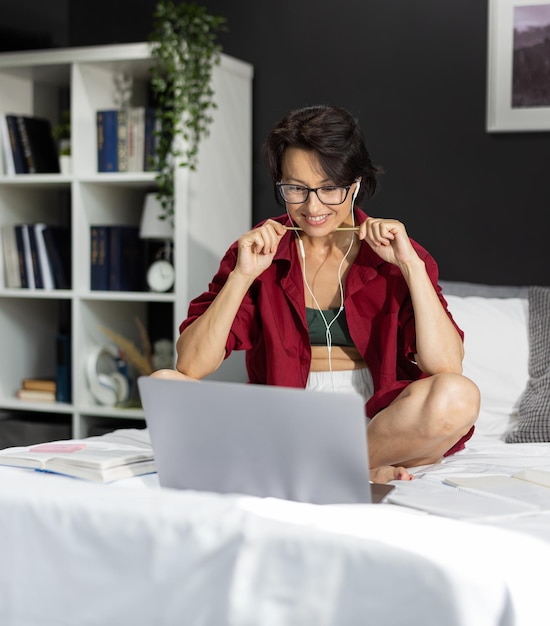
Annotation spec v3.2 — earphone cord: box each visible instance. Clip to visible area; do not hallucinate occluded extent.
[288,180,360,391]
[299,216,355,389]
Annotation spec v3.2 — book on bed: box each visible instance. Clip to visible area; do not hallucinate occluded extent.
[443,472,550,508]
[0,441,156,483]
[387,472,550,520]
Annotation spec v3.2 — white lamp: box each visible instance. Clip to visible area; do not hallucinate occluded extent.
[139,193,174,240]
[140,193,175,292]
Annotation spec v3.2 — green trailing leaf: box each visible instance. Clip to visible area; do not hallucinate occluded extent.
[149,0,226,219]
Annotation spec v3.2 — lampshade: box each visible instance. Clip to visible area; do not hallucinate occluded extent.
[139,193,174,240]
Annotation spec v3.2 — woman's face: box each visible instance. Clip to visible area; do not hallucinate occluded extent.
[280,147,359,236]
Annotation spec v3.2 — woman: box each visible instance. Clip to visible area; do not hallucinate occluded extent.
[155,105,480,484]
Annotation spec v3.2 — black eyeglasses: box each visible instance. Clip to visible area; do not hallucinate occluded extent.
[277,183,352,205]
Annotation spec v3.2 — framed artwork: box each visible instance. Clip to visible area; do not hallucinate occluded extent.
[487,0,550,131]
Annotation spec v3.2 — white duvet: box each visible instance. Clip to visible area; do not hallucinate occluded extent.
[1,429,550,626]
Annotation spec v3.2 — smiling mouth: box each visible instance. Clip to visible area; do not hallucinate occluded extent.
[303,214,330,225]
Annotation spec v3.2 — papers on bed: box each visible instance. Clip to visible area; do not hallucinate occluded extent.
[388,469,550,521]
[0,440,156,483]
[443,472,550,509]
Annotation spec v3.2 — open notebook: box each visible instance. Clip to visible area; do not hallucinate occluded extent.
[138,376,394,505]
[388,473,549,520]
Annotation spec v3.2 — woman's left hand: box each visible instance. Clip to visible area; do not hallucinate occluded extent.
[358,217,418,267]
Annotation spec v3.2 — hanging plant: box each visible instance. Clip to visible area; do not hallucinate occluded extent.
[149,0,227,219]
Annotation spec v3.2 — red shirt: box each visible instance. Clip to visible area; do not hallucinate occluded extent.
[181,209,464,422]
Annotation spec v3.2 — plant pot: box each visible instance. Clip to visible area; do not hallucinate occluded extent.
[60,155,72,175]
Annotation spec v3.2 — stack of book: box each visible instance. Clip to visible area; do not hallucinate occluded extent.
[96,107,158,173]
[0,114,60,175]
[16,378,57,402]
[1,223,71,290]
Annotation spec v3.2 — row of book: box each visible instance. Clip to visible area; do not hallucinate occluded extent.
[97,107,159,173]
[1,223,71,290]
[91,225,144,291]
[0,114,60,175]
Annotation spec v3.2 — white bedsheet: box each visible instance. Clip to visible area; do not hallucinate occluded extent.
[1,431,550,626]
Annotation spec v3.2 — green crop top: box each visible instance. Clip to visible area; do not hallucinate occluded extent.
[306,307,354,347]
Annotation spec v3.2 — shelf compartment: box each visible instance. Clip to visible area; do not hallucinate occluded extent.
[74,298,152,410]
[0,297,70,403]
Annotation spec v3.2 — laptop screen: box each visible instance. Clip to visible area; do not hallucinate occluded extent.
[138,376,380,504]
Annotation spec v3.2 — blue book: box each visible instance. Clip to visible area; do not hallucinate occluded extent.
[55,333,71,403]
[143,107,159,171]
[108,225,142,291]
[97,110,118,172]
[90,226,109,290]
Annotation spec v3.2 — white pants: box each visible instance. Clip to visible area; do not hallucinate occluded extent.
[306,368,374,403]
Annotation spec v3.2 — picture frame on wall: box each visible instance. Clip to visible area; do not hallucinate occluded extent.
[487,0,550,132]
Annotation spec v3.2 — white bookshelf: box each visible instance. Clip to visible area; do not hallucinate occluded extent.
[0,43,253,438]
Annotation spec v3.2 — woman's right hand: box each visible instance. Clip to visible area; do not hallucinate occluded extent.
[235,219,287,279]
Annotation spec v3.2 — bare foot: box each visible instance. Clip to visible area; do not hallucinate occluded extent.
[370,465,414,484]
[150,369,192,380]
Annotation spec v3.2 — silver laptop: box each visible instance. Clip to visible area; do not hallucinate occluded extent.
[138,376,393,505]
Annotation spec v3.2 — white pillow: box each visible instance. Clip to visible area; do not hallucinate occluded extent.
[444,295,529,439]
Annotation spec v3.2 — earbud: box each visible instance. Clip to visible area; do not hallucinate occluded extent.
[352,179,361,203]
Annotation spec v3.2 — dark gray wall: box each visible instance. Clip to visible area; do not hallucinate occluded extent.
[3,1,549,285]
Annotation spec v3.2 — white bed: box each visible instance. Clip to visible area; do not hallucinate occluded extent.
[1,281,549,626]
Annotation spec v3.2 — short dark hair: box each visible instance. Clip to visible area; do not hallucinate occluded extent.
[263,105,381,205]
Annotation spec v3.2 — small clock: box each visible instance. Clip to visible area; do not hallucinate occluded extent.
[146,259,175,292]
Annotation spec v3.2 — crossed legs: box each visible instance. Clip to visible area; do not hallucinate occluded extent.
[367,373,480,482]
[150,369,480,483]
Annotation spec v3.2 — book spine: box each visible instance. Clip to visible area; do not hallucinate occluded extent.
[15,116,36,173]
[143,107,158,171]
[13,225,28,288]
[0,114,16,175]
[42,225,70,289]
[90,225,109,290]
[16,388,56,402]
[1,224,22,288]
[97,110,118,172]
[16,116,60,174]
[134,107,145,173]
[20,224,36,289]
[55,333,71,403]
[26,223,43,288]
[117,108,129,172]
[5,115,28,174]
[127,107,145,172]
[22,378,56,392]
[34,223,55,289]
[109,226,141,291]
[126,108,137,172]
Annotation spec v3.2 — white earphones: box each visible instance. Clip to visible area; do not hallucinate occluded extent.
[296,178,361,386]
[352,179,361,204]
